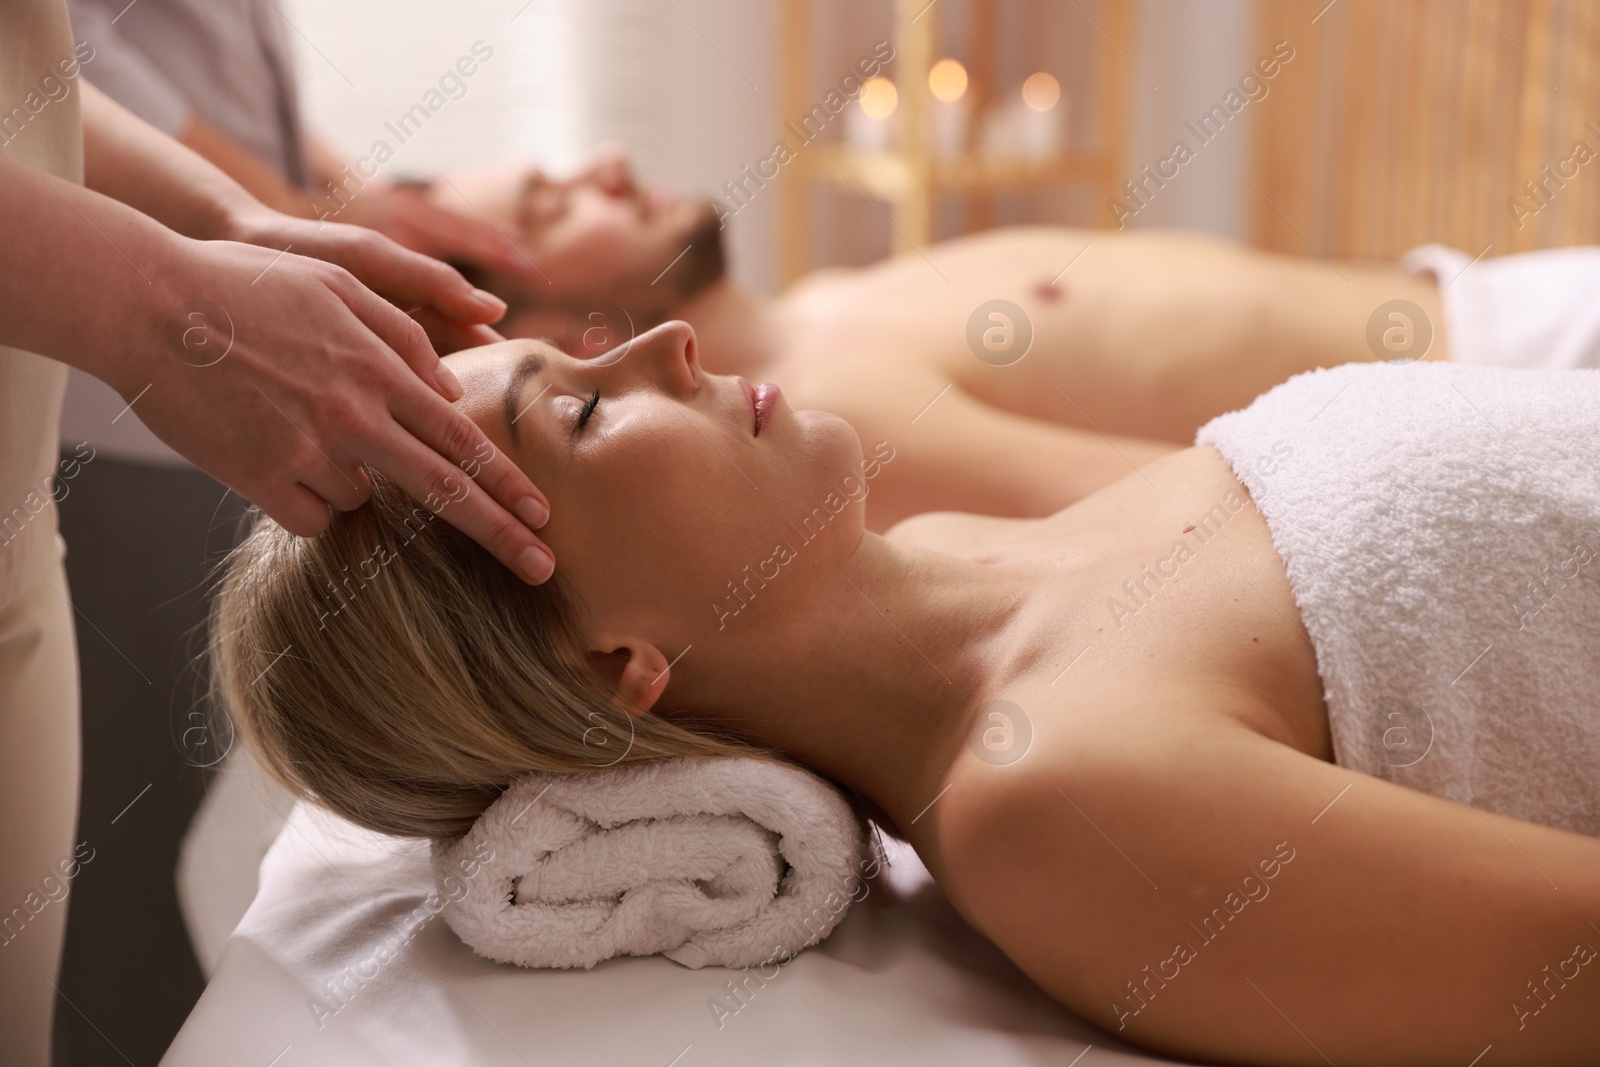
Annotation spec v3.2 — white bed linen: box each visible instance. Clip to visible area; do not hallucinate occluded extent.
[160,800,1206,1067]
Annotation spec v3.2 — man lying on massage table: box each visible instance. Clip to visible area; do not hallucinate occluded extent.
[434,149,1600,531]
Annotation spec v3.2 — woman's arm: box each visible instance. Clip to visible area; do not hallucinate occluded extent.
[942,714,1600,1066]
[79,79,262,241]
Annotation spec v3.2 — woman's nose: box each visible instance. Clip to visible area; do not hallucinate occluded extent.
[633,320,699,395]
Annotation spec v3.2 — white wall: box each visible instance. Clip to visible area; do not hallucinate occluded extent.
[1124,0,1254,238]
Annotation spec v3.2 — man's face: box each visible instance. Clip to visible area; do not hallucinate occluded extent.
[504,148,727,321]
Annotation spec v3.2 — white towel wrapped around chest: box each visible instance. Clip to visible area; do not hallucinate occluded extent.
[431,757,881,970]
[1197,362,1600,837]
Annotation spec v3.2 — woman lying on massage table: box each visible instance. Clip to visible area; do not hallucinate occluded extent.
[209,323,1600,1066]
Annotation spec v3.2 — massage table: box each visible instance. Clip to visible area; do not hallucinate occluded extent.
[160,799,1208,1066]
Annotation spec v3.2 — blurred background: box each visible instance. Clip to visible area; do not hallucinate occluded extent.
[288,0,1600,287]
[285,0,1252,296]
[48,0,1600,1062]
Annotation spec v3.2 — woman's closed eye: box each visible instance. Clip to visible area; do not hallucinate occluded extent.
[574,388,601,436]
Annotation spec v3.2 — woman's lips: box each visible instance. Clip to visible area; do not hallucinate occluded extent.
[737,377,757,435]
[753,383,780,436]
[735,377,781,436]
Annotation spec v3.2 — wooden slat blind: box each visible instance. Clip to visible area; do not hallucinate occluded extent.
[1252,0,1600,261]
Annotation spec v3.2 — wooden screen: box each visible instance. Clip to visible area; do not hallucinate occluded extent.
[1252,0,1600,262]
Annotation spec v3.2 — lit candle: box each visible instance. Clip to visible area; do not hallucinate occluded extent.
[845,76,898,152]
[928,58,970,160]
[1018,72,1065,159]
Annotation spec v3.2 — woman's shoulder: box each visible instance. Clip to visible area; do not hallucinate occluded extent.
[921,701,1249,915]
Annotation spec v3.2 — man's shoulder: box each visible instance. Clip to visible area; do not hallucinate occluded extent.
[881,511,1033,562]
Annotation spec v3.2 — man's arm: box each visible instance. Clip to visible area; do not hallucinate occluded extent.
[827,362,1177,532]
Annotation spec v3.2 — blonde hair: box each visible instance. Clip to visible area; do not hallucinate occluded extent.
[206,469,797,841]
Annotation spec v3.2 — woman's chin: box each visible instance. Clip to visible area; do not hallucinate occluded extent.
[791,406,855,439]
[778,409,859,460]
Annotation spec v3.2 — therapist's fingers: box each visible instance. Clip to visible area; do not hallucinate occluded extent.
[226,207,507,327]
[409,306,507,356]
[369,379,554,583]
[331,269,473,405]
[319,222,509,327]
[254,478,345,539]
[318,273,553,584]
[299,461,374,516]
[391,190,533,275]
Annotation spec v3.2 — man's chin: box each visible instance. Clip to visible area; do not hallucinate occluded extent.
[452,197,728,336]
[661,202,729,300]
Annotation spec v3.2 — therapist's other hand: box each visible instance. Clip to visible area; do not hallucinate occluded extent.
[132,237,555,583]
[328,181,535,280]
[222,204,510,350]
[411,306,508,357]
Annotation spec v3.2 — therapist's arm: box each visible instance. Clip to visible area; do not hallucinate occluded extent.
[0,125,554,581]
[175,113,319,217]
[172,113,531,276]
[80,82,509,332]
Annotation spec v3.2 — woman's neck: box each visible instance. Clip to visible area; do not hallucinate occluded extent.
[676,529,1047,840]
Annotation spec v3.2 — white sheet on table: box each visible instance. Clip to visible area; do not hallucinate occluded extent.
[161,800,1208,1067]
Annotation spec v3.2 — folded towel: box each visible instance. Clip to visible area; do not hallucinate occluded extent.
[430,757,882,970]
[1401,243,1600,370]
[1197,361,1600,837]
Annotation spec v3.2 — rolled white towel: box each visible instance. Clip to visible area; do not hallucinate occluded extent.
[430,757,882,970]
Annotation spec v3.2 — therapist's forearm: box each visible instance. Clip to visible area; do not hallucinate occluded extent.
[306,135,353,193]
[0,150,186,382]
[177,114,319,219]
[79,80,260,241]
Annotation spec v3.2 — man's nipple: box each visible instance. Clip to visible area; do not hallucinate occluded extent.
[1032,279,1066,302]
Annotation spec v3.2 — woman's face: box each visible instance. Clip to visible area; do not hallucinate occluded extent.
[443,323,865,648]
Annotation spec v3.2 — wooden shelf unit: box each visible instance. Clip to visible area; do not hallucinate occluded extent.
[777,0,1135,283]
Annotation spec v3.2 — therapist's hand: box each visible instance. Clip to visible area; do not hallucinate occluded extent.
[129,235,555,583]
[331,180,536,281]
[221,205,510,353]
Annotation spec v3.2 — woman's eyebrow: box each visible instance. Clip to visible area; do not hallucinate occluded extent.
[502,348,550,446]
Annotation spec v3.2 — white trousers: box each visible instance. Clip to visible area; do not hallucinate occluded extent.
[0,551,81,1067]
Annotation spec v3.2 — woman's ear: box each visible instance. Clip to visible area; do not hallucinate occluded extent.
[586,636,671,718]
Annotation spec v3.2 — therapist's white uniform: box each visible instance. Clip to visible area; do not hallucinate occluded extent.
[0,1,86,1063]
[61,0,309,973]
